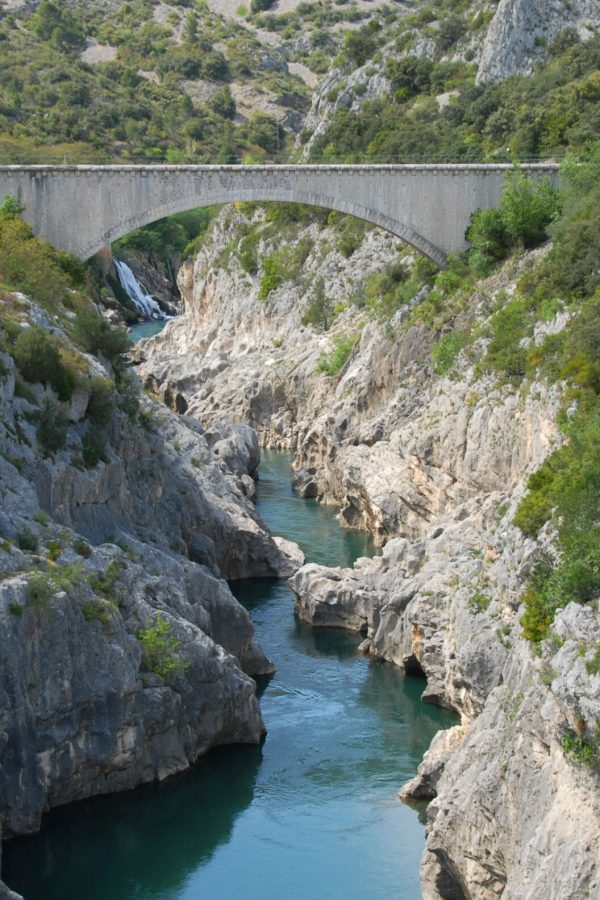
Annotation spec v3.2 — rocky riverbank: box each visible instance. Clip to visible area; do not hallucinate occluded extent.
[0,287,304,898]
[137,201,600,896]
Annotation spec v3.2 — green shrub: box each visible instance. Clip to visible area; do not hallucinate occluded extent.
[88,560,124,605]
[301,280,335,331]
[13,381,36,404]
[585,646,600,677]
[138,617,189,679]
[47,540,63,561]
[74,311,129,362]
[480,299,529,385]
[17,526,38,552]
[431,330,468,375]
[336,218,366,258]
[466,172,560,275]
[250,0,274,12]
[73,537,92,558]
[81,426,109,468]
[26,572,53,606]
[13,326,75,400]
[468,591,491,613]
[499,171,560,248]
[36,398,68,455]
[86,376,115,427]
[517,403,600,641]
[561,731,598,766]
[317,333,359,376]
[33,509,50,527]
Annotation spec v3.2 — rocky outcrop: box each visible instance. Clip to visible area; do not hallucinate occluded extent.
[0,545,266,839]
[291,492,524,720]
[477,0,600,83]
[0,291,306,871]
[421,602,600,899]
[138,206,600,895]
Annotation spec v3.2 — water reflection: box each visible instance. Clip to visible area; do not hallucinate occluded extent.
[4,746,262,900]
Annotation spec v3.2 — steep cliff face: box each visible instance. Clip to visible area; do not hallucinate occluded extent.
[0,288,305,889]
[420,602,600,899]
[477,0,600,83]
[139,205,600,895]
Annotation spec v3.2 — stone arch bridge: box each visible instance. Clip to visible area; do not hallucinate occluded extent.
[0,163,559,268]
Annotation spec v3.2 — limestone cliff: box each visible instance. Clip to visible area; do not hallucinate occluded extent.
[139,208,600,895]
[477,0,600,83]
[0,289,304,896]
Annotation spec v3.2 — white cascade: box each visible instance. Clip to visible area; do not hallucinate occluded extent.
[114,259,165,319]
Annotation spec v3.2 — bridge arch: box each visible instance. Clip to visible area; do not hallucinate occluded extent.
[83,187,448,267]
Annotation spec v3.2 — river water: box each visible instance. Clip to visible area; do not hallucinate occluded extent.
[3,451,456,900]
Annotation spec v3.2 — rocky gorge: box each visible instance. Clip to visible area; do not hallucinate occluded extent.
[2,0,600,896]
[135,200,600,894]
[0,284,303,899]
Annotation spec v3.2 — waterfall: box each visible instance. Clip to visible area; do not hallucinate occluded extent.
[114,260,165,319]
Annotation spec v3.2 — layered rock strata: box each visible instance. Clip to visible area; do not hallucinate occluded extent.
[0,296,305,897]
[139,215,600,895]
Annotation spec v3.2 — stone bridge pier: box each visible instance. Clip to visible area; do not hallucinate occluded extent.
[0,163,560,267]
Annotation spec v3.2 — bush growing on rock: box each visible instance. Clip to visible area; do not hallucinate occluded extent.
[74,310,130,363]
[13,326,75,401]
[87,376,115,428]
[316,332,359,376]
[138,617,189,679]
[36,398,68,455]
[16,526,38,552]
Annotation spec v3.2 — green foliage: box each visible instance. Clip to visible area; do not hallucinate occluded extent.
[138,617,189,679]
[561,731,598,766]
[336,216,367,258]
[360,257,415,320]
[310,32,600,164]
[250,0,275,13]
[26,562,82,607]
[468,590,491,613]
[517,405,600,640]
[431,330,468,375]
[16,526,38,552]
[0,0,304,165]
[466,208,510,276]
[301,279,335,331]
[88,560,124,604]
[499,172,560,248]
[115,208,214,267]
[0,216,72,311]
[13,326,75,400]
[28,1,84,49]
[74,311,129,363]
[258,239,312,300]
[317,332,359,376]
[480,298,528,385]
[36,398,68,455]
[26,572,53,606]
[33,510,50,527]
[341,21,382,68]
[585,646,600,677]
[81,425,109,469]
[47,540,63,562]
[86,376,115,428]
[0,196,25,218]
[467,172,560,274]
[73,537,92,558]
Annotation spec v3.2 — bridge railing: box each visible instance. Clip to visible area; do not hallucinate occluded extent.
[0,153,569,167]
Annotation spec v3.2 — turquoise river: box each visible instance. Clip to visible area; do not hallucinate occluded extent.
[3,450,457,900]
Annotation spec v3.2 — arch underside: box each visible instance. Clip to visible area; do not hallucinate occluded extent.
[81,186,448,267]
